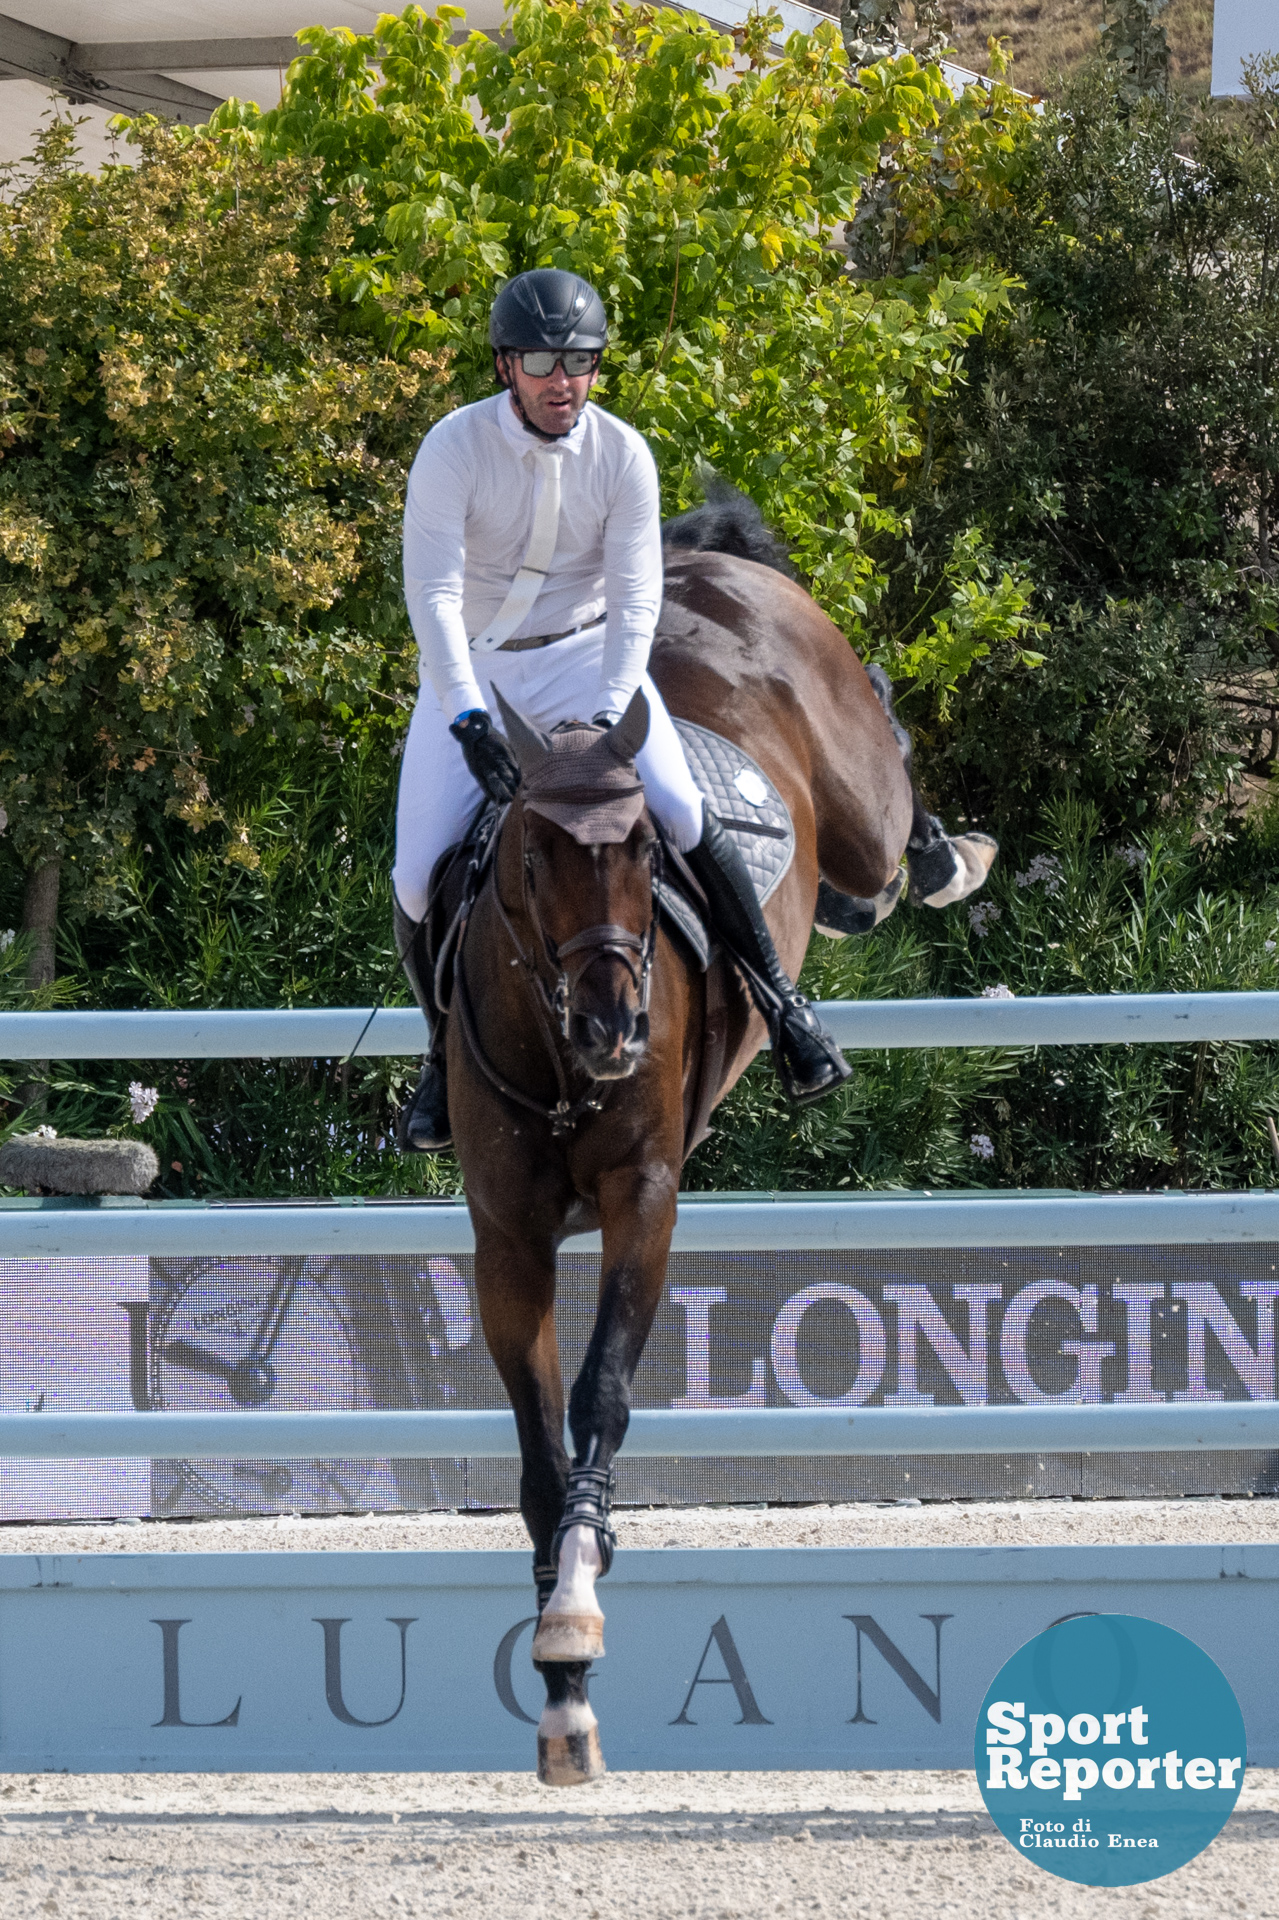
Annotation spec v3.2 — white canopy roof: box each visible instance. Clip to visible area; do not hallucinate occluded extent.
[2,0,494,168]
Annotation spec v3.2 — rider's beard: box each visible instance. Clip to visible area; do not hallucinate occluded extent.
[500,357,595,441]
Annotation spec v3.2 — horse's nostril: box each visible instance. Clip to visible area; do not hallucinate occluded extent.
[572,1008,641,1060]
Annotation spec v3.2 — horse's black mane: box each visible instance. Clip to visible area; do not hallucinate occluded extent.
[662,474,798,580]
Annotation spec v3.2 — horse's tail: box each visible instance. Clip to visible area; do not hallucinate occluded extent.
[662,469,798,579]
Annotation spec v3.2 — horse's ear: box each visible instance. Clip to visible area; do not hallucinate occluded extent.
[493,687,552,772]
[606,686,650,762]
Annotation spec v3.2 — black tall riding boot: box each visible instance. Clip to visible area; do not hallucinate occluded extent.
[685,813,852,1105]
[393,897,452,1154]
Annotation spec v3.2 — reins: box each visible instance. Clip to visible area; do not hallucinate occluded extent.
[453,802,661,1141]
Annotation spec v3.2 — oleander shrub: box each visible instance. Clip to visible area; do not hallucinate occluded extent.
[685,800,1279,1193]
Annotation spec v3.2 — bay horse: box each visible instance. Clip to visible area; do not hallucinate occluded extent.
[443,496,991,1786]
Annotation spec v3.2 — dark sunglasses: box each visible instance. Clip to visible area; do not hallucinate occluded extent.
[508,349,600,378]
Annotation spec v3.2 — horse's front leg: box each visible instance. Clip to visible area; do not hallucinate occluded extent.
[533,1162,678,1672]
[470,1217,602,1786]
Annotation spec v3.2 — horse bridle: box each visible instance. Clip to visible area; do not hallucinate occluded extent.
[453,803,662,1139]
[527,821,661,1045]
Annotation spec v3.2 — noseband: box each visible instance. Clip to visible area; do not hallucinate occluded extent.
[452,803,661,1139]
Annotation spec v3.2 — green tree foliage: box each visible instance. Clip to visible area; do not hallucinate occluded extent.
[8,8,1279,1206]
[0,119,448,963]
[233,0,1040,688]
[892,54,1279,832]
[41,736,456,1198]
[840,0,906,69]
[687,799,1279,1194]
[1100,0,1171,104]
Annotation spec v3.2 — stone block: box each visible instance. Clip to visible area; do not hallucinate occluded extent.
[0,1136,160,1197]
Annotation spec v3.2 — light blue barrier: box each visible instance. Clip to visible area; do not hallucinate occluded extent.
[3,990,1279,1058]
[3,1188,1279,1255]
[1,993,1274,1775]
[1,1400,1277,1460]
[0,1544,1271,1772]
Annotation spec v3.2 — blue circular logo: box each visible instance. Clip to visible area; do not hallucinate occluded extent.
[976,1615,1245,1886]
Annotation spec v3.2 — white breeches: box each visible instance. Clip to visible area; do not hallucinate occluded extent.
[391,625,705,922]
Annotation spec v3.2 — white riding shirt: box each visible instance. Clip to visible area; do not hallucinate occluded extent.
[402,391,663,721]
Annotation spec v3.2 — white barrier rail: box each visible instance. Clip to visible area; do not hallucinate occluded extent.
[2,1189,1277,1255]
[0,1402,1276,1458]
[3,991,1279,1059]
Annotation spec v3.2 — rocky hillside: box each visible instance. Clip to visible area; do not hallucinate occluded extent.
[808,0,1215,94]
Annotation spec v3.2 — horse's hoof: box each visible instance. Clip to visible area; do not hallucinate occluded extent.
[531,1610,605,1662]
[538,1725,606,1787]
[814,868,904,938]
[954,832,998,890]
[916,832,998,908]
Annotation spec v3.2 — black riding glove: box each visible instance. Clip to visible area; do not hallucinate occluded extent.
[449,709,520,804]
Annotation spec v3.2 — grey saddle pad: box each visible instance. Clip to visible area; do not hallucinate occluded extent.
[657,721,795,968]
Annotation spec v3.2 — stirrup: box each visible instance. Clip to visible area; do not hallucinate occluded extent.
[550,1461,617,1579]
[770,995,853,1106]
[396,1058,451,1153]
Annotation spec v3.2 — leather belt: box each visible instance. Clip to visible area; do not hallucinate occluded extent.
[480,621,594,654]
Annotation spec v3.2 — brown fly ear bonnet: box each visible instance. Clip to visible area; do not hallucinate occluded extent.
[492,686,651,845]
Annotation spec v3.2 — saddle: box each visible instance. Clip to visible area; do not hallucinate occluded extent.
[657,721,794,967]
[424,723,796,1161]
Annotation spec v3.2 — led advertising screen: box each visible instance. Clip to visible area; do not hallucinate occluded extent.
[0,1246,1275,1518]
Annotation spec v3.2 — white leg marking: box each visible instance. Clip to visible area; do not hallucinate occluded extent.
[538,1698,599,1738]
[544,1524,603,1618]
[922,833,998,908]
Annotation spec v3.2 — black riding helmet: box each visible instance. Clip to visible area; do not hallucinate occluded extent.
[489,269,608,355]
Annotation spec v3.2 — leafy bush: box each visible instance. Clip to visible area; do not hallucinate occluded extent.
[239,0,1041,687]
[686,800,1279,1193]
[0,735,457,1198]
[937,597,1241,829]
[0,118,447,943]
[891,55,1279,832]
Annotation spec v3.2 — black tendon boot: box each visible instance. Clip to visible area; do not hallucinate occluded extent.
[686,813,852,1105]
[392,898,452,1153]
[906,808,961,907]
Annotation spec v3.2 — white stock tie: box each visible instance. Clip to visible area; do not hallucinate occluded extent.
[470,442,564,653]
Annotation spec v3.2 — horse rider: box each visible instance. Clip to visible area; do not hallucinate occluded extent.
[392,267,850,1152]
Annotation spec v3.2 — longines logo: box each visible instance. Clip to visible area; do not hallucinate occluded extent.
[669,1277,1279,1407]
